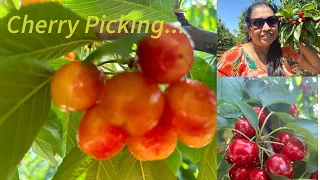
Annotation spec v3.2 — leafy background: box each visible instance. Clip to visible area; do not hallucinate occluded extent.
[0,0,217,180]
[217,77,318,180]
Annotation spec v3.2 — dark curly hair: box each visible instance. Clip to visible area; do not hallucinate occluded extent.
[245,2,284,76]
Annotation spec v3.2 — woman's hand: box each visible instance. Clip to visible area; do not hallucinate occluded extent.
[297,41,320,74]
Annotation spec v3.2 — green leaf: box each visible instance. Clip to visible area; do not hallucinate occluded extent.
[165,148,182,175]
[53,147,119,180]
[0,0,16,11]
[62,111,84,157]
[85,33,148,62]
[217,78,244,106]
[245,79,265,99]
[273,112,294,123]
[62,0,175,21]
[267,172,290,180]
[32,108,63,166]
[0,3,97,61]
[47,57,72,70]
[219,104,242,119]
[217,116,233,131]
[118,148,176,180]
[197,139,216,180]
[177,141,202,164]
[234,100,259,128]
[258,86,296,107]
[0,4,9,18]
[302,4,315,11]
[306,152,318,173]
[190,56,216,93]
[10,168,20,180]
[292,161,307,179]
[0,58,53,180]
[294,24,302,42]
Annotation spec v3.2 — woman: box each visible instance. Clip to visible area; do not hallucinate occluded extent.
[217,2,320,77]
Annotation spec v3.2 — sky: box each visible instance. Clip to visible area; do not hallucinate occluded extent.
[218,0,281,35]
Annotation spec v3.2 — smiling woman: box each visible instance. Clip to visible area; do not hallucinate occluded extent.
[217,2,320,77]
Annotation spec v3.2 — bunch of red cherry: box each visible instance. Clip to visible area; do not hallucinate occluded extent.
[50,23,217,161]
[288,11,320,24]
[224,105,317,179]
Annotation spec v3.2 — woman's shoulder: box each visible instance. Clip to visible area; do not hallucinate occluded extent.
[219,44,245,61]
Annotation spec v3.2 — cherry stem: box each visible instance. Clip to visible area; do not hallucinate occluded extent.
[226,128,253,141]
[98,60,118,66]
[259,111,275,137]
[260,151,264,169]
[263,127,293,141]
[264,141,284,145]
[262,128,275,155]
[259,146,272,157]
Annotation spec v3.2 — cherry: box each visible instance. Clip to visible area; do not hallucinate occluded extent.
[228,139,259,165]
[266,153,293,178]
[77,105,128,160]
[225,149,233,164]
[127,121,177,161]
[271,132,292,153]
[178,130,213,148]
[298,12,305,18]
[249,169,270,180]
[233,118,256,139]
[163,79,216,147]
[281,136,307,161]
[50,61,104,112]
[310,170,318,179]
[252,106,269,126]
[289,104,299,117]
[229,165,253,180]
[99,72,165,136]
[248,157,260,167]
[288,19,294,24]
[137,23,194,84]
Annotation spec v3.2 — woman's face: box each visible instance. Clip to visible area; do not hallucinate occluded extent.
[248,5,278,47]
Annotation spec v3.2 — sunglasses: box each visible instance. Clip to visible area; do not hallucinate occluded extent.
[250,16,278,29]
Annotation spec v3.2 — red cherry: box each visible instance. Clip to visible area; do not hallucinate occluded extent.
[249,169,270,180]
[137,23,194,84]
[164,79,216,148]
[248,157,261,167]
[266,153,293,178]
[99,72,165,136]
[281,136,307,161]
[77,106,128,160]
[289,104,299,117]
[225,149,233,164]
[229,165,253,180]
[233,118,256,139]
[252,106,269,126]
[271,132,292,153]
[127,121,178,161]
[310,170,318,179]
[228,139,259,165]
[50,61,104,112]
[298,12,305,18]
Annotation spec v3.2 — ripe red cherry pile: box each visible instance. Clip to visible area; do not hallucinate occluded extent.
[225,105,309,180]
[50,23,217,161]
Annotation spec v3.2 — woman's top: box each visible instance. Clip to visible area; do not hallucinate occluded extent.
[217,44,303,77]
